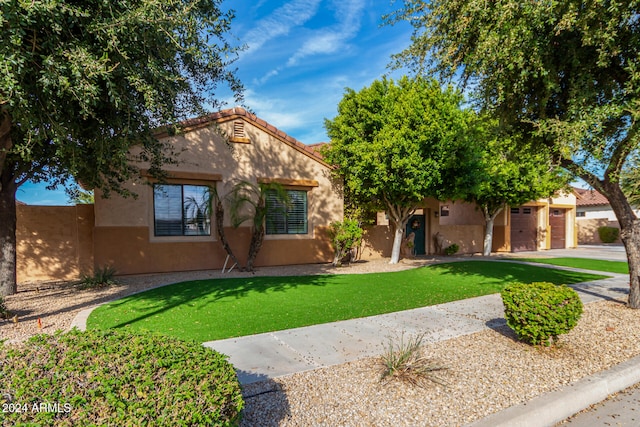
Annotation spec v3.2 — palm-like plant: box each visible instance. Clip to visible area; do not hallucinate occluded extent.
[226,181,289,272]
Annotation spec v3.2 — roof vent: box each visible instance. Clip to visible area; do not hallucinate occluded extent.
[230,120,250,143]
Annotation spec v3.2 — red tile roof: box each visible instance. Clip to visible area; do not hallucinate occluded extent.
[176,107,329,167]
[573,187,610,207]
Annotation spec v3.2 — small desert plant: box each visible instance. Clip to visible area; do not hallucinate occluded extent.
[501,282,583,346]
[597,226,620,243]
[444,243,459,256]
[0,296,9,319]
[79,265,118,289]
[380,332,447,387]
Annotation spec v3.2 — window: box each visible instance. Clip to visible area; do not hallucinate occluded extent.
[153,184,211,236]
[511,208,520,214]
[265,189,308,234]
[577,211,586,217]
[523,207,532,214]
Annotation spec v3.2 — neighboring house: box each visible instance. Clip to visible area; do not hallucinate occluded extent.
[573,187,640,244]
[17,107,343,282]
[360,192,577,258]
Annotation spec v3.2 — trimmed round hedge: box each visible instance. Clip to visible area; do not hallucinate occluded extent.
[501,281,583,346]
[0,329,243,426]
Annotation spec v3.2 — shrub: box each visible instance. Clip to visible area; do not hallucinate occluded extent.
[501,282,583,346]
[0,329,244,426]
[328,219,363,266]
[380,332,447,387]
[598,226,620,243]
[0,296,9,319]
[444,243,459,256]
[79,265,118,289]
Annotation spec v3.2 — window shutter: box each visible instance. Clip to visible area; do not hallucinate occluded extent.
[287,191,307,234]
[154,185,183,236]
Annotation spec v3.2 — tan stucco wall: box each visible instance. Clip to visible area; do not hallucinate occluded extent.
[577,218,621,244]
[93,116,342,274]
[17,204,94,283]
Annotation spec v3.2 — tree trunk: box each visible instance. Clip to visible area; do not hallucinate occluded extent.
[602,183,640,307]
[482,207,503,256]
[0,174,17,296]
[245,226,264,272]
[388,207,414,264]
[214,197,242,270]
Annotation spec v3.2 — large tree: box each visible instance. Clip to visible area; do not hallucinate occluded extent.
[323,76,479,264]
[471,120,568,256]
[389,0,640,307]
[0,0,243,296]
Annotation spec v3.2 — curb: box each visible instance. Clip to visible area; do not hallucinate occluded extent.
[467,354,640,427]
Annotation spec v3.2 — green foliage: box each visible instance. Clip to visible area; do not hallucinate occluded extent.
[323,76,480,262]
[0,329,243,426]
[389,0,640,304]
[444,243,459,256]
[380,332,447,387]
[621,152,640,207]
[79,265,118,290]
[501,282,583,346]
[328,219,363,266]
[598,226,620,244]
[67,188,95,204]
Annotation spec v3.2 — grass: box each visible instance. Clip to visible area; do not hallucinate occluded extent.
[508,257,629,274]
[87,261,607,342]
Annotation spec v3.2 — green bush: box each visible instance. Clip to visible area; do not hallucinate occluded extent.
[0,296,9,319]
[328,218,363,266]
[597,226,620,243]
[0,329,243,426]
[444,243,459,256]
[501,282,583,346]
[79,265,118,289]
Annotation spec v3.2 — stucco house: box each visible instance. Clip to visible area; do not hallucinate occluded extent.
[360,192,577,258]
[17,107,343,282]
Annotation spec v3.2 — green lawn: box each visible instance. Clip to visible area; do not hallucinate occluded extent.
[509,257,629,274]
[87,261,607,342]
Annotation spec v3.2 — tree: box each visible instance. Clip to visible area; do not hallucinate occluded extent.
[0,0,243,296]
[621,152,640,208]
[388,0,640,306]
[68,188,95,205]
[323,76,479,264]
[471,120,568,256]
[226,181,288,272]
[328,219,363,267]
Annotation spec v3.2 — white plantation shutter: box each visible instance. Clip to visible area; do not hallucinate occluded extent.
[265,189,308,235]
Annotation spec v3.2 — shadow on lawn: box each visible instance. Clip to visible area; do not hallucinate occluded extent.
[427,260,606,285]
[97,274,335,330]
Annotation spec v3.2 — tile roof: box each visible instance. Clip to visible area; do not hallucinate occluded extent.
[573,187,610,207]
[176,107,329,167]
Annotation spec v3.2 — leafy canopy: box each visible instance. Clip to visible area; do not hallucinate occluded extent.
[323,76,479,212]
[0,0,243,195]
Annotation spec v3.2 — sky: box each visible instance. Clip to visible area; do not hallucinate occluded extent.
[17,0,413,205]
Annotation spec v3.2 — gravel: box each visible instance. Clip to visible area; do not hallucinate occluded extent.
[1,257,638,426]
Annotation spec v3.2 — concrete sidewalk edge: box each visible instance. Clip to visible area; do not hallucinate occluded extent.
[466,354,640,427]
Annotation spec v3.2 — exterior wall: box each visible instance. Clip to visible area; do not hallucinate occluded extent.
[577,218,622,244]
[93,115,342,276]
[17,204,94,283]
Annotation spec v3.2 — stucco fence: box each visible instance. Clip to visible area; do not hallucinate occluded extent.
[577,218,622,245]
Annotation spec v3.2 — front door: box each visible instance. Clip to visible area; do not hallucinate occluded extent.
[550,208,566,249]
[406,215,426,255]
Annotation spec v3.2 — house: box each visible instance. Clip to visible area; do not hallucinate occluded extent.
[17,107,343,282]
[359,192,577,258]
[573,187,639,244]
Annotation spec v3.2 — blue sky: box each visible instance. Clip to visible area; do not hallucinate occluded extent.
[18,0,412,205]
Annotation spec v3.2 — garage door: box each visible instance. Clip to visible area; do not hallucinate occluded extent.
[550,208,566,249]
[510,207,537,252]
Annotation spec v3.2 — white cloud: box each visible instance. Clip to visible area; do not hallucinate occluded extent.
[285,0,365,66]
[244,0,322,53]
